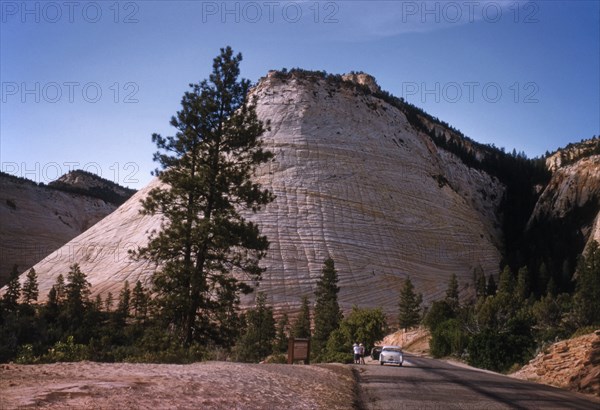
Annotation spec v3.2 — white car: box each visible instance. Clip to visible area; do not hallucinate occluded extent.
[379,345,403,367]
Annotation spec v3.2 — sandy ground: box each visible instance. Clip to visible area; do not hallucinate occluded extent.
[0,362,356,409]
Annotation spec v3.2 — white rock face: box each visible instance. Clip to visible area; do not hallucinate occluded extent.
[0,176,116,284]
[16,73,504,316]
[530,155,600,250]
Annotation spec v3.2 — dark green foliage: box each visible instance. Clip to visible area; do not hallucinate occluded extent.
[322,306,388,363]
[2,265,21,312]
[312,258,342,360]
[398,276,422,329]
[445,273,460,313]
[423,300,454,332]
[133,47,274,347]
[131,281,149,322]
[22,268,39,305]
[516,266,531,302]
[486,274,497,296]
[115,281,131,326]
[430,319,468,358]
[47,170,136,205]
[473,267,487,300]
[291,295,311,339]
[274,312,289,354]
[573,241,600,326]
[235,293,276,362]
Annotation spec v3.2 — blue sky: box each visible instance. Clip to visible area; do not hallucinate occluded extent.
[1,0,599,189]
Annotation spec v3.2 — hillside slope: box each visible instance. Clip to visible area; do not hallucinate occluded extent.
[0,172,135,286]
[18,72,505,315]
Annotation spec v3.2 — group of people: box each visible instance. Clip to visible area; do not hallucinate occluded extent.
[353,342,365,364]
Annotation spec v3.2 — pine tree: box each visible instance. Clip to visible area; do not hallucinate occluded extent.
[486,274,497,296]
[105,292,114,311]
[64,264,91,326]
[2,265,21,312]
[274,312,290,353]
[22,268,39,305]
[236,292,276,362]
[134,47,274,346]
[292,295,311,339]
[116,280,131,324]
[445,273,460,313]
[398,276,422,329]
[312,258,342,359]
[498,266,515,295]
[516,266,530,302]
[54,274,66,303]
[573,241,600,326]
[473,266,487,299]
[131,280,149,321]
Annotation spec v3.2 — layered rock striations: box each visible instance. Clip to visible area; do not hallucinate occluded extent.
[17,72,505,315]
[0,173,122,285]
[528,153,600,252]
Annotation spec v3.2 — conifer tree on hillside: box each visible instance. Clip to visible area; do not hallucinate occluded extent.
[64,264,91,326]
[236,292,276,362]
[22,268,39,305]
[2,265,21,312]
[312,258,342,359]
[398,276,422,330]
[133,47,274,346]
[445,273,460,313]
[573,241,600,326]
[275,312,290,353]
[292,295,311,339]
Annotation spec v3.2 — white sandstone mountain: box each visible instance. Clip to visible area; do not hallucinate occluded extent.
[9,72,506,315]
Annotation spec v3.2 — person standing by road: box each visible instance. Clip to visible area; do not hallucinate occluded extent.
[359,343,365,364]
[353,343,361,364]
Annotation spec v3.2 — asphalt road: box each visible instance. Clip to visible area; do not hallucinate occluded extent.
[355,354,600,410]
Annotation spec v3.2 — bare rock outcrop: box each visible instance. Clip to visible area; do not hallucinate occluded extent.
[528,155,600,250]
[0,174,118,286]
[512,330,600,397]
[9,72,505,315]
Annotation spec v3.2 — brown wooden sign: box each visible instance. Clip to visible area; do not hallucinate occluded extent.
[287,338,310,364]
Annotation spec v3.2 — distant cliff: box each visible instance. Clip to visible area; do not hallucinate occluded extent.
[0,171,135,286]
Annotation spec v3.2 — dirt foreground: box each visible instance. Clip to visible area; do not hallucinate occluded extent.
[0,361,356,409]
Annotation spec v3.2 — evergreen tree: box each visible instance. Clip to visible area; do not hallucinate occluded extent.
[573,241,600,326]
[473,266,487,300]
[516,266,530,302]
[54,274,66,303]
[2,265,21,312]
[536,262,549,295]
[445,273,460,313]
[398,276,422,329]
[486,274,497,296]
[105,292,114,311]
[498,266,515,295]
[21,268,39,305]
[274,312,290,354]
[64,264,91,327]
[292,295,311,339]
[134,47,274,346]
[236,292,276,362]
[131,280,149,321]
[312,258,342,360]
[116,280,131,324]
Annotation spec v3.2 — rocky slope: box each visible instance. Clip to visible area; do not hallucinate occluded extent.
[16,71,505,315]
[512,330,600,397]
[0,172,135,286]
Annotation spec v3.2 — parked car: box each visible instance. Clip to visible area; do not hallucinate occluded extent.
[371,346,382,360]
[379,345,403,367]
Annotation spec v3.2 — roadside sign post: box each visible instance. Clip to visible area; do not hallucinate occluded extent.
[287,338,310,364]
